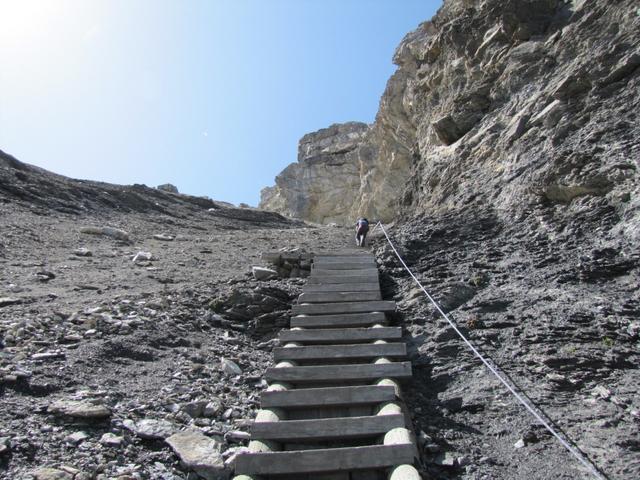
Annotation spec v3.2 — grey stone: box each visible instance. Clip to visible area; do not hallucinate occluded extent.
[220,358,242,376]
[48,400,111,419]
[251,266,278,281]
[132,251,154,263]
[0,437,11,455]
[182,401,209,418]
[166,429,228,480]
[203,400,223,418]
[32,468,74,480]
[434,452,457,467]
[124,418,176,440]
[224,430,251,442]
[154,234,175,241]
[157,183,179,193]
[80,226,132,243]
[100,433,123,447]
[0,297,21,308]
[65,431,89,444]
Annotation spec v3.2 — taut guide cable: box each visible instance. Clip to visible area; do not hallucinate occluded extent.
[372,221,608,480]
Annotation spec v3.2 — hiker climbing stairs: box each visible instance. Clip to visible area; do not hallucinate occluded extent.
[234,250,420,480]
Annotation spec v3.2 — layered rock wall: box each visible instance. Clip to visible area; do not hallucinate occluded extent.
[261,0,639,232]
[260,122,374,224]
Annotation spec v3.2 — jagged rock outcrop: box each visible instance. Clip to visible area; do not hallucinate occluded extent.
[261,0,639,230]
[260,122,374,224]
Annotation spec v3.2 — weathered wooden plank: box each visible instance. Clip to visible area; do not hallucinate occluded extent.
[291,312,386,329]
[303,283,380,293]
[280,327,401,344]
[312,268,379,276]
[292,301,395,316]
[266,362,412,383]
[251,414,405,442]
[308,274,379,285]
[235,444,416,475]
[260,385,397,409]
[298,291,382,303]
[274,343,406,362]
[314,251,372,258]
[312,262,377,270]
[314,259,375,266]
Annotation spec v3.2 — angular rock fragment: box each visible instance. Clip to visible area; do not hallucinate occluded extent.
[0,437,11,455]
[153,233,175,241]
[0,297,21,308]
[31,468,74,480]
[100,432,124,447]
[48,400,111,420]
[166,429,228,480]
[64,431,89,445]
[123,418,176,440]
[221,358,242,376]
[132,251,154,263]
[251,266,278,281]
[157,183,179,193]
[80,226,132,244]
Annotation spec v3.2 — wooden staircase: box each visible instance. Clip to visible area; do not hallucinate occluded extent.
[234,250,420,480]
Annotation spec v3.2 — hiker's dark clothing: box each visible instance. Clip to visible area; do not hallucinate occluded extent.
[355,218,369,247]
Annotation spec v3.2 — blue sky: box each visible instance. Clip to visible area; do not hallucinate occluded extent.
[0,0,441,206]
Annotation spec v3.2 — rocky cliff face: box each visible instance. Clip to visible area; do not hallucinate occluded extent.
[256,2,640,478]
[261,0,639,230]
[260,122,374,224]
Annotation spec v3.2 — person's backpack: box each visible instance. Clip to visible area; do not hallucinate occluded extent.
[357,218,369,230]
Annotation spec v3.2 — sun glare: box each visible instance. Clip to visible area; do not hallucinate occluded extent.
[0,1,59,48]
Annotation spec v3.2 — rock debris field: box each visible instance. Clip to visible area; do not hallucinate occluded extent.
[0,163,351,480]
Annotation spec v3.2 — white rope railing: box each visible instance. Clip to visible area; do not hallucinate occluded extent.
[372,221,607,480]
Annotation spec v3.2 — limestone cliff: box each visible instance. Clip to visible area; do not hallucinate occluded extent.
[260,122,374,224]
[261,0,639,231]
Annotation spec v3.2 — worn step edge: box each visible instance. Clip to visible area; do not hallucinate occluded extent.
[274,343,406,362]
[280,327,401,344]
[265,362,412,383]
[235,444,416,475]
[303,283,380,293]
[251,414,405,441]
[292,301,395,315]
[291,312,386,328]
[298,291,382,303]
[260,385,397,409]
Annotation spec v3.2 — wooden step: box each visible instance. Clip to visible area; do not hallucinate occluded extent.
[303,283,380,293]
[308,274,379,284]
[312,262,377,270]
[280,327,401,344]
[311,268,379,276]
[315,251,372,258]
[260,385,397,409]
[291,312,386,329]
[251,414,405,442]
[235,444,416,475]
[274,343,406,362]
[298,291,382,303]
[292,301,395,316]
[266,362,412,384]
